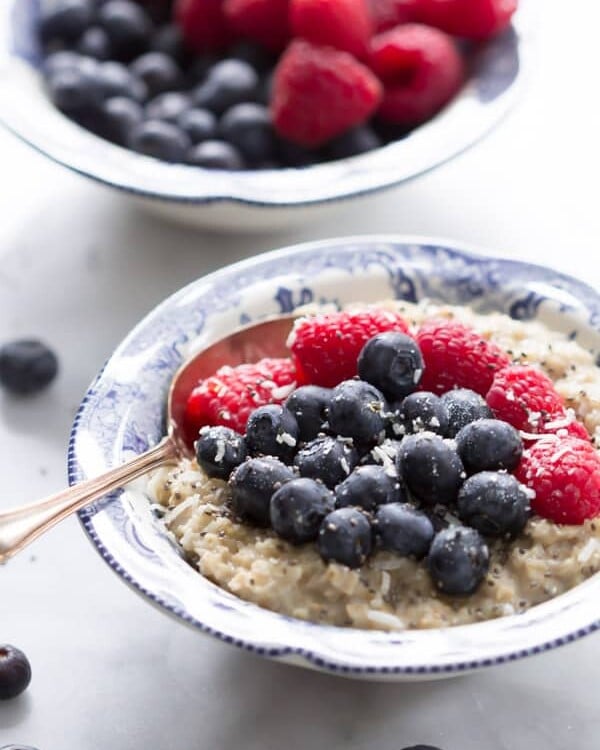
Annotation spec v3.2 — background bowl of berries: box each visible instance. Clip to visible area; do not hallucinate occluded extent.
[0,0,529,230]
[69,236,600,680]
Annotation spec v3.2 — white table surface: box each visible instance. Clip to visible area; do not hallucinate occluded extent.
[1,2,599,748]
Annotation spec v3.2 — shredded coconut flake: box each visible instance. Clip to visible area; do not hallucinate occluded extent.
[578,538,600,563]
[366,610,406,630]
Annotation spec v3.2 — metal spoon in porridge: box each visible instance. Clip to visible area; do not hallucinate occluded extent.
[0,315,295,563]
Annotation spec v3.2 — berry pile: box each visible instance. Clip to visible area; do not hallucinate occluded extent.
[185,308,600,598]
[36,0,518,169]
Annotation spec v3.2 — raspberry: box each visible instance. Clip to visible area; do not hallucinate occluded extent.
[515,437,600,525]
[224,0,291,52]
[416,0,518,42]
[290,0,373,60]
[366,0,420,32]
[287,308,411,388]
[370,24,465,126]
[416,319,510,396]
[270,40,383,147]
[183,357,297,445]
[174,0,231,53]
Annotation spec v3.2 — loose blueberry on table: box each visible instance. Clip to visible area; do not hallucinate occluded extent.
[0,340,58,396]
[0,644,32,701]
[37,0,518,169]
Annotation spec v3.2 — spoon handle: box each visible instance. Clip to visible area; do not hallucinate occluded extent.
[0,437,179,564]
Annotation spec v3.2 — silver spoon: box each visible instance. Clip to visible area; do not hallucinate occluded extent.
[0,315,295,563]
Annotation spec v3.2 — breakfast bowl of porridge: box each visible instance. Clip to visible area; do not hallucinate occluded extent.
[69,236,600,679]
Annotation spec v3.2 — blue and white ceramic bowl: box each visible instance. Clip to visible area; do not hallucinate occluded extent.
[0,1,532,230]
[69,236,600,680]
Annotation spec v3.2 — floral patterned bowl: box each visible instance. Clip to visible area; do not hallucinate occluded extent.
[69,237,600,680]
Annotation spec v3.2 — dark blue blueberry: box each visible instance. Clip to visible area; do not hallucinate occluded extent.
[187,140,245,169]
[177,108,218,143]
[129,120,191,162]
[374,503,434,559]
[145,91,191,122]
[150,24,191,67]
[43,50,87,76]
[245,404,299,463]
[457,472,531,538]
[335,465,402,512]
[326,126,382,160]
[76,26,112,60]
[46,65,102,113]
[284,385,332,443]
[440,388,493,438]
[0,644,32,700]
[228,41,275,73]
[427,526,489,595]
[276,136,318,167]
[39,0,94,45]
[0,340,58,396]
[229,456,295,526]
[328,379,388,448]
[270,478,335,544]
[294,436,359,490]
[195,425,247,480]
[192,59,259,114]
[98,96,143,145]
[130,52,182,97]
[219,103,276,164]
[358,332,424,401]
[455,418,523,474]
[391,391,449,438]
[97,0,153,61]
[97,61,147,101]
[318,507,373,568]
[398,433,465,506]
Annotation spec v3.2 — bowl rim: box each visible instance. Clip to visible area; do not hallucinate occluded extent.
[0,0,533,208]
[68,234,600,677]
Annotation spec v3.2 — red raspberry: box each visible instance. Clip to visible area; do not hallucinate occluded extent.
[366,0,420,32]
[174,0,231,53]
[290,0,373,60]
[416,0,518,41]
[287,308,411,388]
[270,40,383,147]
[224,0,291,52]
[515,437,600,525]
[416,319,510,396]
[539,413,590,442]
[370,24,465,126]
[183,358,297,445]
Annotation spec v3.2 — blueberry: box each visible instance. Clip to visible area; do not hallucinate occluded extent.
[441,388,493,438]
[98,0,152,61]
[358,332,424,401]
[177,108,217,143]
[457,472,531,538]
[0,644,31,700]
[98,96,143,145]
[270,478,335,544]
[455,418,523,474]
[229,456,295,526]
[43,50,86,76]
[228,41,275,73]
[99,61,148,102]
[294,436,359,490]
[0,340,58,395]
[427,526,489,595]
[276,136,318,167]
[195,425,247,480]
[374,503,434,559]
[245,404,299,463]
[318,507,373,568]
[187,140,246,169]
[219,103,276,164]
[335,465,402,512]
[326,126,382,160]
[328,379,388,448]
[76,26,112,60]
[397,432,465,506]
[146,91,191,122]
[192,59,259,114]
[130,52,182,97]
[46,66,102,114]
[284,385,332,443]
[39,0,94,45]
[129,120,191,162]
[392,391,449,437]
[150,24,191,67]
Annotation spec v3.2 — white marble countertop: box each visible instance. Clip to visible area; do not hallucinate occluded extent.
[1,2,600,748]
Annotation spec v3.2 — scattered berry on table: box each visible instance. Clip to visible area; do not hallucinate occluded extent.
[97,0,153,62]
[245,404,299,463]
[515,437,600,525]
[457,471,531,538]
[327,379,388,448]
[0,644,32,701]
[0,340,59,396]
[177,108,218,143]
[186,139,246,168]
[129,119,191,161]
[374,502,434,558]
[397,432,465,505]
[174,0,231,53]
[416,0,518,41]
[440,387,493,438]
[392,391,449,437]
[224,0,291,53]
[270,477,335,544]
[427,526,489,595]
[195,425,247,480]
[294,435,359,489]
[219,103,277,164]
[318,507,373,568]
[290,0,373,60]
[455,418,523,474]
[335,464,403,511]
[192,58,259,114]
[229,456,295,525]
[284,385,332,443]
[399,745,445,750]
[131,51,183,97]
[358,330,424,401]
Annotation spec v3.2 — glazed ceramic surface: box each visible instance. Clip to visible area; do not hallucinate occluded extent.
[68,237,600,680]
